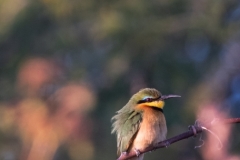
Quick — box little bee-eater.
[111,88,180,160]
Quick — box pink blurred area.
[17,58,62,95]
[197,104,239,160]
[0,57,96,160]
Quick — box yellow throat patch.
[137,100,165,110]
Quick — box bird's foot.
[120,152,127,156]
[134,148,141,157]
[117,152,127,160]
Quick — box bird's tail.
[130,154,144,160]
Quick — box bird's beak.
[160,94,181,100]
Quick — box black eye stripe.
[137,96,161,104]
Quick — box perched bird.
[111,88,180,160]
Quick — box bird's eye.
[145,98,152,102]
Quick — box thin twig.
[116,118,240,160]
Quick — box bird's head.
[130,88,180,111]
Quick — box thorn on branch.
[201,126,223,150]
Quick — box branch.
[117,118,240,160]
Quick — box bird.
[111,88,180,160]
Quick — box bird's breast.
[131,107,167,151]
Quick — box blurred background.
[1,0,240,160]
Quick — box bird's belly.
[131,113,167,151]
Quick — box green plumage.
[111,106,142,154]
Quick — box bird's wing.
[114,111,142,155]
